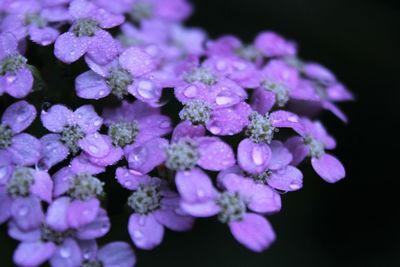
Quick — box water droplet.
[6,76,16,83]
[216,60,227,71]
[137,80,156,99]
[183,86,197,98]
[59,247,71,258]
[138,216,146,226]
[287,116,298,123]
[252,146,265,166]
[124,181,132,187]
[83,210,90,216]
[0,167,8,182]
[133,230,143,239]
[289,182,301,190]
[89,145,99,154]
[159,120,170,129]
[197,189,205,198]
[93,119,102,127]
[18,206,28,217]
[209,126,221,135]
[216,95,234,106]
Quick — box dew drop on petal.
[183,85,197,98]
[18,206,28,217]
[133,230,143,239]
[59,247,71,258]
[251,146,265,166]
[209,126,221,135]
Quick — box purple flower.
[0,166,52,231]
[115,173,193,250]
[75,46,161,102]
[254,31,297,58]
[129,0,192,23]
[40,104,107,157]
[52,167,106,229]
[286,118,345,183]
[0,33,34,98]
[180,172,281,252]
[10,198,110,267]
[0,101,41,166]
[79,240,136,267]
[0,0,70,46]
[54,0,124,64]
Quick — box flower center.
[6,167,34,198]
[179,100,211,125]
[0,54,27,75]
[83,260,104,267]
[72,19,99,37]
[60,124,85,155]
[106,68,133,99]
[68,173,104,201]
[41,224,74,245]
[250,170,273,184]
[24,12,47,28]
[235,45,262,61]
[0,124,13,149]
[130,1,153,21]
[304,136,325,159]
[262,80,289,107]
[246,112,276,144]
[217,192,246,223]
[128,183,161,215]
[165,139,199,171]
[183,68,217,86]
[108,121,139,148]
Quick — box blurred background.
[2,0,400,266]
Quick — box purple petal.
[29,26,59,46]
[49,238,82,267]
[39,134,69,169]
[46,197,70,232]
[88,144,123,167]
[1,68,33,98]
[154,197,194,231]
[254,31,296,57]
[270,110,303,134]
[54,32,88,64]
[75,71,110,100]
[30,171,53,203]
[9,133,41,166]
[229,213,275,252]
[220,174,281,214]
[327,83,354,101]
[175,168,218,203]
[285,136,309,166]
[171,121,205,142]
[77,240,97,262]
[0,187,12,224]
[79,133,110,158]
[1,100,36,133]
[135,114,172,145]
[41,104,73,133]
[86,30,119,65]
[237,138,271,174]
[70,154,105,175]
[268,166,303,191]
[53,167,75,197]
[67,198,100,229]
[11,196,44,231]
[311,153,345,183]
[128,78,162,105]
[206,102,252,136]
[250,88,275,115]
[180,200,220,217]
[322,101,348,123]
[127,138,168,174]
[268,140,293,170]
[74,105,103,133]
[0,32,18,59]
[8,221,41,242]
[303,63,336,84]
[115,167,151,190]
[97,242,136,267]
[92,8,125,29]
[196,137,235,171]
[128,213,164,250]
[14,242,56,267]
[119,46,156,77]
[76,208,110,240]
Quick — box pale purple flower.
[129,0,192,23]
[0,0,70,46]
[115,172,193,250]
[40,104,108,157]
[9,198,110,267]
[0,32,34,98]
[285,118,345,183]
[78,240,136,267]
[0,101,41,166]
[54,0,124,64]
[254,31,297,58]
[180,172,281,252]
[75,46,161,103]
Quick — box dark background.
[2,0,400,266]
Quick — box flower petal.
[285,136,309,166]
[41,104,73,133]
[75,70,111,100]
[311,153,345,183]
[30,170,53,203]
[171,121,205,142]
[54,32,88,64]
[250,88,275,115]
[119,46,156,77]
[76,208,110,240]
[11,196,44,231]
[46,197,70,232]
[1,68,33,98]
[229,213,275,252]
[268,166,303,191]
[97,242,136,267]
[128,213,164,250]
[79,133,110,158]
[197,137,235,171]
[154,197,194,231]
[115,167,151,190]
[237,138,271,174]
[39,134,69,169]
[14,242,56,267]
[1,100,36,134]
[268,140,293,170]
[49,238,82,267]
[0,187,12,224]
[9,133,41,166]
[29,26,59,46]
[86,30,119,65]
[270,110,303,134]
[67,198,100,229]
[0,32,18,59]
[74,105,103,133]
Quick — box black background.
[2,0,400,266]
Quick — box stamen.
[304,136,325,159]
[262,80,289,107]
[0,124,13,149]
[24,13,47,28]
[0,54,27,75]
[60,125,85,155]
[183,68,217,86]
[108,121,139,147]
[217,192,246,223]
[179,100,211,125]
[165,139,199,171]
[6,167,34,198]
[71,19,99,37]
[106,68,133,99]
[68,173,104,201]
[127,184,161,215]
[246,112,277,144]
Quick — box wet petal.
[46,197,70,232]
[237,138,271,174]
[119,46,156,77]
[30,170,53,203]
[268,166,303,191]
[74,105,103,133]
[76,208,110,240]
[49,238,82,267]
[1,100,36,133]
[39,134,69,169]
[154,197,194,231]
[67,198,100,229]
[311,153,345,183]
[86,30,119,65]
[197,137,235,171]
[171,121,205,142]
[250,88,275,115]
[128,213,164,250]
[180,200,220,217]
[41,104,74,133]
[9,133,41,166]
[229,213,275,252]
[29,26,59,46]
[270,110,303,134]
[14,242,56,267]
[97,242,136,267]
[285,136,309,166]
[11,196,44,231]
[1,68,33,98]
[115,167,151,190]
[54,32,88,64]
[135,114,172,145]
[75,70,111,100]
[79,133,110,158]
[268,140,293,170]
[70,154,105,175]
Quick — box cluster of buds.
[0,0,353,266]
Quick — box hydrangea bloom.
[0,0,353,265]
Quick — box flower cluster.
[0,0,353,266]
